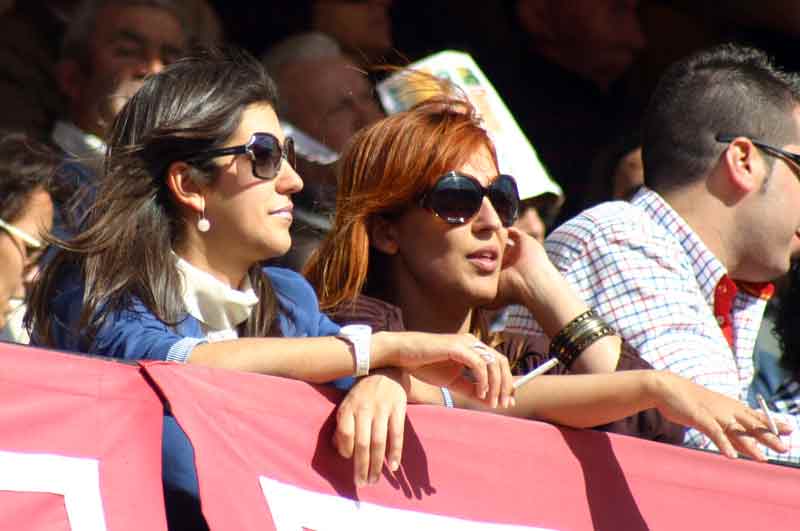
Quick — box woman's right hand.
[372,331,514,409]
[334,369,408,486]
[648,371,791,461]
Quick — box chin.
[467,287,498,307]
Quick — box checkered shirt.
[506,188,799,462]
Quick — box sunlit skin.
[176,104,303,289]
[378,146,508,335]
[0,188,53,328]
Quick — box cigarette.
[513,358,560,390]
[756,393,779,436]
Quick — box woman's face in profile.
[380,146,509,311]
[0,188,53,328]
[200,103,304,266]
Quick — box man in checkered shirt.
[506,44,800,463]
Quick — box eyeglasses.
[419,171,520,227]
[0,217,44,266]
[716,134,800,169]
[185,132,295,181]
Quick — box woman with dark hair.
[27,49,515,525]
[0,133,62,342]
[304,95,790,484]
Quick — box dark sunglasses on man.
[184,132,295,181]
[716,134,800,169]
[419,171,520,228]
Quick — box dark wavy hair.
[29,47,284,346]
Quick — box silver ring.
[471,342,496,363]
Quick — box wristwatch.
[337,324,372,377]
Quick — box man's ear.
[368,215,400,255]
[721,137,764,194]
[166,161,205,213]
[55,59,84,104]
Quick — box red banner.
[0,344,167,531]
[144,361,800,531]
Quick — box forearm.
[187,331,445,384]
[517,263,621,373]
[188,336,358,382]
[457,371,661,428]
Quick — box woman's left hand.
[333,369,409,486]
[650,371,791,461]
[494,227,558,309]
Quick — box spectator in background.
[583,130,644,209]
[486,0,646,222]
[52,0,192,162]
[263,31,384,270]
[0,133,64,343]
[310,0,394,67]
[505,44,800,463]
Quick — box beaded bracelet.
[548,309,616,368]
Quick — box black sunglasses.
[185,132,295,180]
[716,134,800,169]
[419,171,520,227]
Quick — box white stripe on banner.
[0,450,107,531]
[260,475,558,531]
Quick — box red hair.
[304,96,497,310]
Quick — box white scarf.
[175,255,259,341]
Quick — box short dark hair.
[61,0,193,68]
[0,133,63,222]
[642,44,800,192]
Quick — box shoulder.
[546,199,681,268]
[329,294,406,332]
[263,266,318,303]
[263,266,340,337]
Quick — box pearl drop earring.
[197,206,210,232]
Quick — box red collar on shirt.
[713,276,774,347]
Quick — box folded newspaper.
[376,50,563,204]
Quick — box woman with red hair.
[305,96,790,485]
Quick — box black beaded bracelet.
[548,309,617,367]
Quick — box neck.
[384,264,473,335]
[660,183,737,274]
[175,238,250,290]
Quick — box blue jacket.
[34,265,349,511]
[41,266,342,360]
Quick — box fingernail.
[355,477,366,487]
[491,397,498,408]
[369,475,379,484]
[509,396,516,408]
[389,459,399,471]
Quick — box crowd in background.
[3,1,800,530]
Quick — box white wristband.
[337,324,372,377]
[440,387,454,408]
